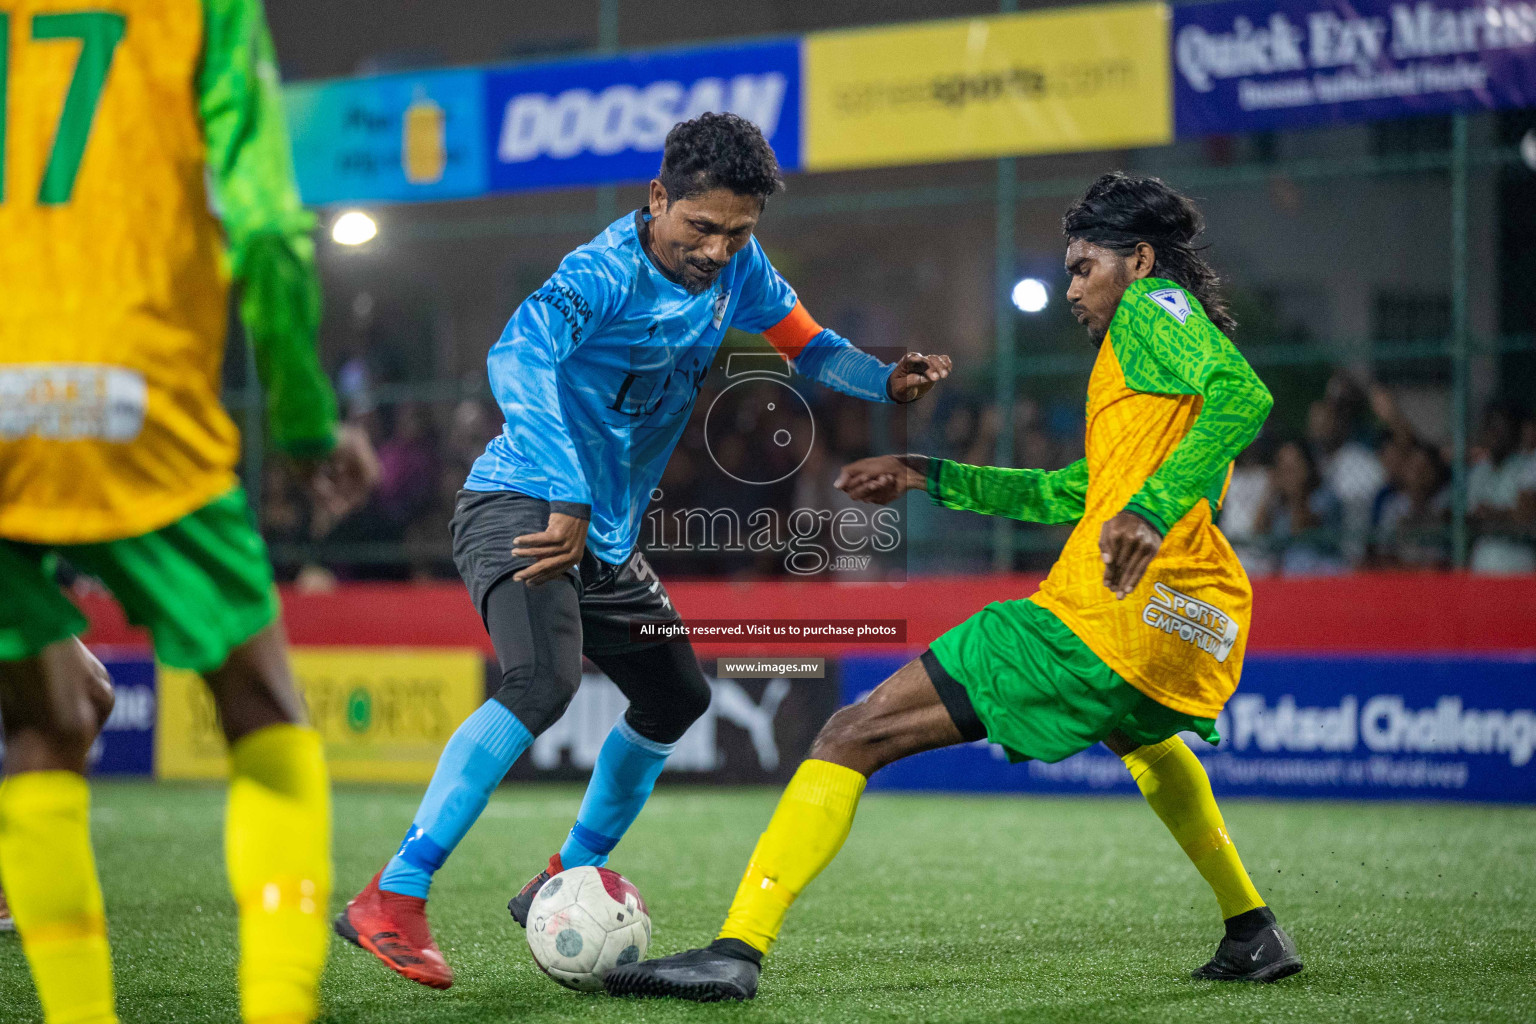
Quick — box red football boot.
[507,853,564,928]
[0,886,14,932]
[333,871,453,989]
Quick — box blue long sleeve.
[791,329,896,403]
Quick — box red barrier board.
[76,573,1536,654]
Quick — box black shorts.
[451,489,682,655]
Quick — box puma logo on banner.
[531,676,790,772]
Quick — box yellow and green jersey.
[0,0,336,544]
[929,278,1273,719]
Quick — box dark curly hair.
[658,112,784,206]
[1063,172,1237,337]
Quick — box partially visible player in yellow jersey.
[606,174,1303,1002]
[0,2,375,1022]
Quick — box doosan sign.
[484,39,801,192]
[497,75,788,163]
[1173,0,1536,135]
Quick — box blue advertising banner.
[286,68,487,205]
[92,655,156,776]
[484,39,801,194]
[1173,0,1536,136]
[844,654,1536,802]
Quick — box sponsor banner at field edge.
[285,68,487,205]
[138,647,834,784]
[483,39,801,193]
[800,3,1172,171]
[505,671,839,785]
[156,648,483,783]
[847,653,1536,802]
[1173,0,1536,136]
[61,643,1536,801]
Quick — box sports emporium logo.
[1141,581,1240,662]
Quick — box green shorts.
[0,489,278,672]
[926,598,1219,763]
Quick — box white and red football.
[525,865,651,991]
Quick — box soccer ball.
[525,866,651,991]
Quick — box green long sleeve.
[200,0,337,458]
[1110,279,1273,535]
[927,458,1089,524]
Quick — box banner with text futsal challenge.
[1174,0,1536,136]
[800,3,1172,171]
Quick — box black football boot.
[604,938,762,1001]
[1192,908,1303,982]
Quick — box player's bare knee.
[809,704,882,766]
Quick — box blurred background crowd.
[255,358,1536,584]
[221,2,1535,587]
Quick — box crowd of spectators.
[260,357,1536,582]
[1218,376,1536,576]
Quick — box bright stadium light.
[1011,277,1048,314]
[332,210,378,246]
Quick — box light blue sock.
[379,700,532,898]
[559,717,675,868]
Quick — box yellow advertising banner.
[156,647,483,782]
[803,3,1171,171]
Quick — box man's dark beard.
[683,261,725,294]
[1071,306,1108,349]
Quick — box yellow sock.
[1121,736,1264,920]
[0,772,117,1024]
[226,725,332,1024]
[716,759,866,955]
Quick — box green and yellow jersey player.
[0,2,374,1022]
[606,173,1303,1002]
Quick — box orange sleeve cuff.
[761,301,824,360]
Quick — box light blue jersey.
[466,211,896,564]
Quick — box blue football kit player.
[334,113,952,988]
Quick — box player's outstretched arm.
[731,238,949,403]
[836,454,1088,524]
[884,352,953,403]
[766,314,950,404]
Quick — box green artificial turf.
[1,782,1531,1023]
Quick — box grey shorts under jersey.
[450,489,682,655]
